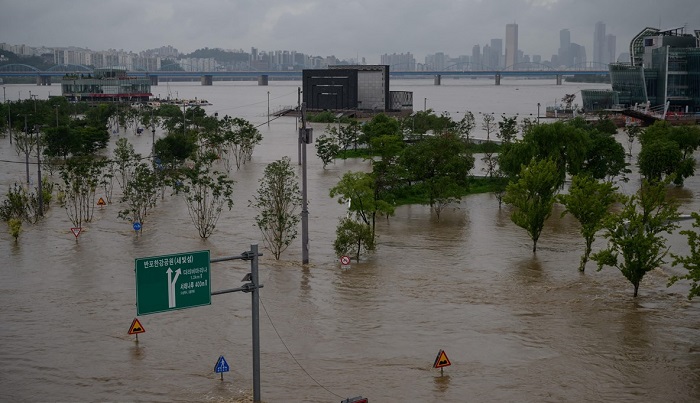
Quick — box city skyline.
[1,0,699,65]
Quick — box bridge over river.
[0,62,609,86]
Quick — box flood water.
[1,79,699,402]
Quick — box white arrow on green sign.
[135,250,211,315]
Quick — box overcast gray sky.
[1,0,699,63]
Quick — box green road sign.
[135,250,211,315]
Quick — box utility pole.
[297,87,301,165]
[267,91,270,126]
[299,101,310,265]
[209,245,264,402]
[23,114,31,185]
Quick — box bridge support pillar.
[434,74,441,85]
[495,74,501,85]
[258,74,269,86]
[149,75,159,86]
[556,75,562,85]
[37,75,52,86]
[201,75,213,86]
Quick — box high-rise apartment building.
[380,52,416,71]
[472,44,481,69]
[558,29,571,67]
[505,23,518,70]
[490,38,503,69]
[605,34,616,65]
[594,21,606,64]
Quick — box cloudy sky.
[1,0,699,63]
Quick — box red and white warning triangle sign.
[70,227,82,238]
[128,318,145,335]
[433,349,451,369]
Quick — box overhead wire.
[258,296,345,400]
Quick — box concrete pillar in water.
[149,75,159,86]
[258,74,269,86]
[556,75,562,85]
[201,75,213,86]
[434,74,441,85]
[495,74,501,85]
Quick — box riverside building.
[582,26,700,117]
[61,67,152,103]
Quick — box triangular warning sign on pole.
[70,227,82,238]
[433,349,451,369]
[97,197,106,206]
[128,318,145,335]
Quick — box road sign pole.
[251,244,261,403]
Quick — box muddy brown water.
[1,81,698,402]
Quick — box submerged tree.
[400,132,473,218]
[0,183,31,241]
[591,180,679,297]
[638,121,700,186]
[333,217,376,262]
[481,113,497,141]
[503,158,560,253]
[113,138,139,194]
[624,124,642,157]
[497,115,518,144]
[454,111,476,143]
[558,175,618,271]
[222,117,262,170]
[330,171,395,242]
[58,156,104,229]
[117,162,159,227]
[249,157,301,260]
[315,132,340,169]
[174,153,234,239]
[669,212,700,300]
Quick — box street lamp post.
[537,103,541,124]
[35,124,43,217]
[335,112,343,135]
[182,103,187,135]
[151,107,156,164]
[7,97,11,145]
[267,91,270,126]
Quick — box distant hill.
[0,49,54,70]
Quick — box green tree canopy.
[638,121,699,186]
[330,171,395,241]
[250,157,301,260]
[504,158,560,253]
[591,180,679,297]
[670,212,700,300]
[558,175,619,271]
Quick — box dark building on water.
[302,65,412,113]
